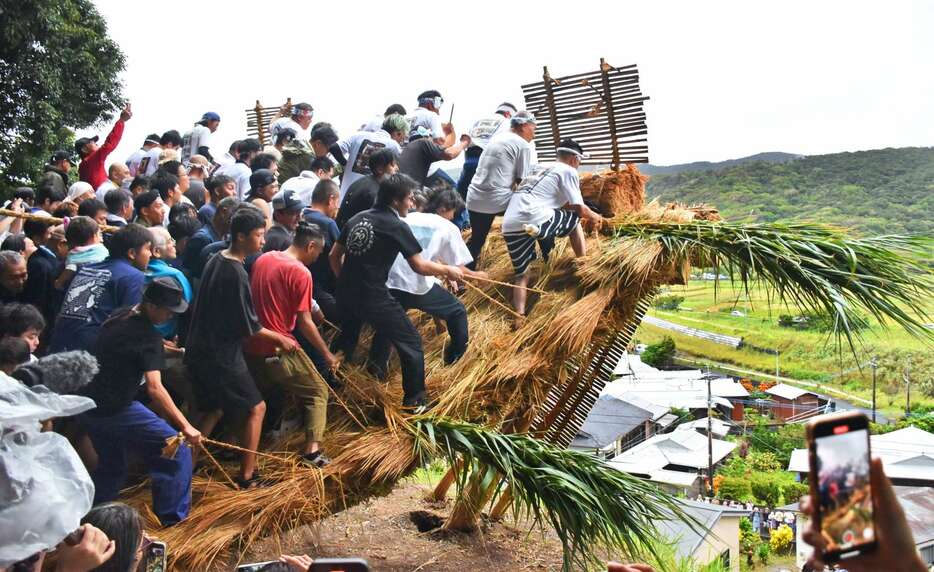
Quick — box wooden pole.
[0,208,120,234]
[599,58,621,171]
[542,66,561,149]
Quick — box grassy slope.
[634,280,934,415]
[645,147,934,236]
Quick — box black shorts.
[187,360,264,415]
[503,209,581,275]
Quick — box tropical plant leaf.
[410,417,702,572]
[611,220,934,352]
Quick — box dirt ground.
[237,482,567,572]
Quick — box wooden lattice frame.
[245,98,292,145]
[522,58,650,169]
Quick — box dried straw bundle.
[579,164,649,217]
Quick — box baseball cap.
[271,189,304,212]
[50,150,75,164]
[249,169,277,192]
[74,136,99,157]
[556,138,589,159]
[201,111,221,122]
[143,276,188,313]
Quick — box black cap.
[143,276,188,313]
[144,133,161,145]
[51,150,75,164]
[74,135,99,157]
[249,169,277,192]
[556,138,588,158]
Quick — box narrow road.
[674,355,873,406]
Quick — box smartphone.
[310,558,370,572]
[143,540,167,572]
[806,411,877,562]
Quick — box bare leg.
[513,273,531,315]
[303,440,320,455]
[240,401,266,479]
[569,224,587,257]
[197,409,224,437]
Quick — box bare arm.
[442,135,471,161]
[144,370,200,445]
[565,202,603,223]
[296,310,338,370]
[329,242,344,279]
[406,253,464,281]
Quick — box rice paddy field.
[635,279,934,416]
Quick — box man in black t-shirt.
[329,174,464,411]
[334,148,399,229]
[399,130,470,188]
[80,277,198,526]
[185,205,297,488]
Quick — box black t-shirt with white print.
[336,205,422,301]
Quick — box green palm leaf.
[611,220,933,351]
[411,417,702,572]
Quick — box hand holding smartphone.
[806,411,876,562]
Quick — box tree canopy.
[0,0,125,193]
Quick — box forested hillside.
[646,147,934,235]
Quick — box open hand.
[279,554,313,572]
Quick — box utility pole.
[775,351,780,383]
[704,370,715,497]
[869,357,878,423]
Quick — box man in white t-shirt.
[502,138,602,317]
[269,102,314,145]
[96,162,130,200]
[407,90,446,143]
[182,112,220,163]
[374,187,484,368]
[280,156,336,206]
[213,138,262,199]
[332,114,407,201]
[125,133,162,177]
[465,110,537,268]
[215,140,240,169]
[140,130,183,176]
[454,102,516,228]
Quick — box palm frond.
[611,220,934,350]
[410,417,701,572]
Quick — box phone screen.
[144,542,167,572]
[814,426,874,553]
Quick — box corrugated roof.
[656,499,748,559]
[610,429,736,470]
[766,383,817,400]
[570,394,654,450]
[676,417,731,438]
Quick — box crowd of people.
[0,92,927,572]
[0,89,605,558]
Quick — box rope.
[467,274,550,295]
[463,280,524,320]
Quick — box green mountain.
[640,152,802,176]
[646,147,934,235]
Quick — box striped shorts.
[503,209,581,275]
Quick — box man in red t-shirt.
[75,103,133,189]
[244,220,337,467]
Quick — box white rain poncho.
[0,373,97,567]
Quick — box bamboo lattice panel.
[521,59,649,168]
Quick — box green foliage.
[783,482,810,504]
[747,451,781,472]
[778,312,869,333]
[642,538,729,572]
[717,455,749,478]
[0,0,126,194]
[717,476,752,501]
[654,294,685,311]
[739,516,761,565]
[749,474,782,507]
[750,419,805,467]
[411,418,702,572]
[646,148,934,236]
[769,524,794,553]
[757,541,771,565]
[642,336,676,368]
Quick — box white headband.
[556,146,588,159]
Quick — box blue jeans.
[454,150,482,230]
[82,401,192,526]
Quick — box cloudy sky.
[84,0,933,169]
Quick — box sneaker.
[300,451,331,468]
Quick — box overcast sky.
[84,0,933,169]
